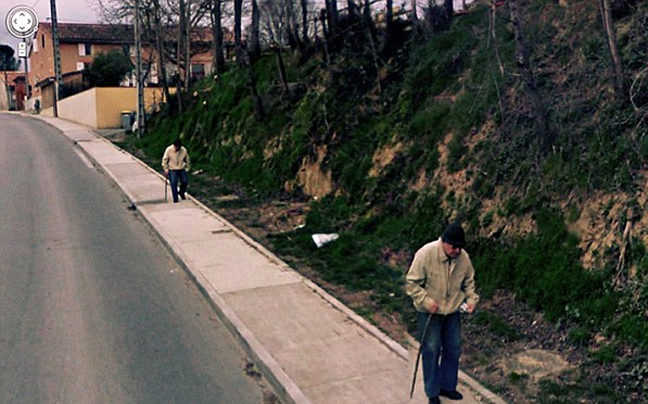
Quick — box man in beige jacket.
[162,138,190,203]
[406,223,479,404]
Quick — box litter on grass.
[311,233,339,248]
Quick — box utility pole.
[49,0,63,118]
[3,71,10,110]
[134,0,145,138]
[23,38,28,97]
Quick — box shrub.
[88,49,133,87]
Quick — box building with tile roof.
[28,22,231,105]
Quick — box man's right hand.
[427,300,438,314]
[164,169,169,177]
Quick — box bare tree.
[152,0,172,103]
[363,0,382,102]
[94,0,135,22]
[234,0,244,66]
[250,0,261,62]
[284,0,301,52]
[325,0,338,35]
[444,0,453,19]
[210,0,226,73]
[300,0,309,45]
[272,41,290,93]
[260,0,284,46]
[347,0,359,17]
[599,0,625,103]
[410,0,418,22]
[259,0,303,52]
[258,0,291,91]
[178,0,193,90]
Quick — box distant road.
[0,114,267,404]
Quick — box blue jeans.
[168,169,188,202]
[417,311,461,398]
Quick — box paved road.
[0,114,272,403]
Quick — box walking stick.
[164,174,168,202]
[410,313,433,399]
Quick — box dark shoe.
[428,397,441,404]
[179,192,186,200]
[440,389,463,400]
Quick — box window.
[78,43,92,56]
[41,34,45,49]
[150,62,159,84]
[76,62,84,71]
[191,64,205,81]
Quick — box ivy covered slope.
[136,0,648,400]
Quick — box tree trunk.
[326,0,338,33]
[183,0,192,90]
[272,42,290,94]
[301,0,309,45]
[363,8,382,103]
[177,0,191,91]
[175,0,187,109]
[347,0,358,17]
[210,0,225,74]
[234,0,244,66]
[386,0,393,27]
[250,0,261,63]
[285,0,301,52]
[410,0,418,22]
[243,52,264,120]
[599,0,625,103]
[152,0,171,105]
[318,9,331,64]
[508,0,554,150]
[444,0,453,20]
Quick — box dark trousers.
[417,311,462,398]
[168,169,188,202]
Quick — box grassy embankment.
[117,1,648,401]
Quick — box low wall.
[59,88,99,127]
[40,87,169,129]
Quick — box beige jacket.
[405,238,479,314]
[162,145,190,171]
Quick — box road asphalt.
[32,114,509,404]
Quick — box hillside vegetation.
[126,0,648,401]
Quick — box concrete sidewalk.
[37,115,507,404]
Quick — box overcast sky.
[1,0,101,52]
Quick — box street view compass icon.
[5,5,39,39]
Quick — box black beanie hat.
[441,224,466,247]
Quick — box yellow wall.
[55,87,169,129]
[95,87,137,128]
